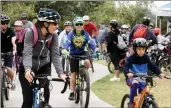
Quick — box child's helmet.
[133,38,148,52]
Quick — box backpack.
[113,34,127,50]
[15,26,53,56]
[132,25,147,41]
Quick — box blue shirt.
[64,29,96,55]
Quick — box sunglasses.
[75,23,83,26]
[1,21,9,25]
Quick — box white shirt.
[58,30,70,48]
[157,35,170,50]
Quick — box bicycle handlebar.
[31,73,70,94]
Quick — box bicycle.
[31,73,68,108]
[120,74,171,108]
[1,52,13,108]
[68,55,91,108]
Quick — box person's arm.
[22,29,33,72]
[147,55,161,75]
[92,23,98,37]
[123,57,132,78]
[86,32,96,51]
[64,32,72,50]
[50,34,63,75]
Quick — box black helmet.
[64,21,72,26]
[37,8,61,23]
[110,20,118,28]
[1,14,10,22]
[143,17,151,26]
[21,13,28,19]
[133,38,148,52]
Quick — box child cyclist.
[123,38,166,108]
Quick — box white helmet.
[14,20,23,26]
[83,15,89,21]
[121,25,129,29]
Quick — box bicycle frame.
[134,85,150,108]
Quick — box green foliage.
[2,1,37,25]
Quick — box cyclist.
[97,22,108,53]
[64,17,96,100]
[83,15,98,45]
[107,20,124,82]
[58,21,73,70]
[153,28,171,54]
[1,14,16,90]
[120,24,129,42]
[20,13,33,28]
[129,17,157,45]
[19,8,66,108]
[123,38,166,108]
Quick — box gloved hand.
[61,49,69,58]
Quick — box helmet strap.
[44,23,51,35]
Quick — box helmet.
[73,17,84,24]
[149,23,154,27]
[133,38,148,52]
[153,28,160,35]
[21,13,28,19]
[64,21,72,26]
[121,25,129,29]
[1,14,10,22]
[37,8,61,23]
[14,20,23,26]
[142,17,151,26]
[83,15,89,21]
[110,20,118,28]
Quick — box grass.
[92,60,171,107]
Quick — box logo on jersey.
[72,35,85,48]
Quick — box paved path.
[4,63,114,108]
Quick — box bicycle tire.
[4,74,9,100]
[120,94,130,108]
[75,72,80,104]
[157,56,171,75]
[80,69,90,108]
[108,61,114,73]
[1,73,6,108]
[147,100,159,108]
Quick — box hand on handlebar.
[25,71,33,83]
[127,73,134,78]
[60,73,66,82]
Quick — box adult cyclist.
[19,8,66,108]
[1,14,16,90]
[58,21,73,70]
[64,17,96,100]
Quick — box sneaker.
[68,92,74,100]
[110,77,120,81]
[11,82,16,90]
[128,102,135,108]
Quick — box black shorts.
[70,52,89,73]
[4,55,13,68]
[110,53,121,70]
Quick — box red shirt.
[83,22,98,37]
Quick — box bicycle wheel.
[147,100,159,108]
[158,56,171,76]
[1,73,6,108]
[80,69,90,108]
[108,61,114,73]
[105,54,110,63]
[75,73,80,104]
[120,94,130,108]
[4,74,10,100]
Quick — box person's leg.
[5,55,15,90]
[110,53,121,81]
[69,59,79,100]
[129,80,139,107]
[19,64,33,108]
